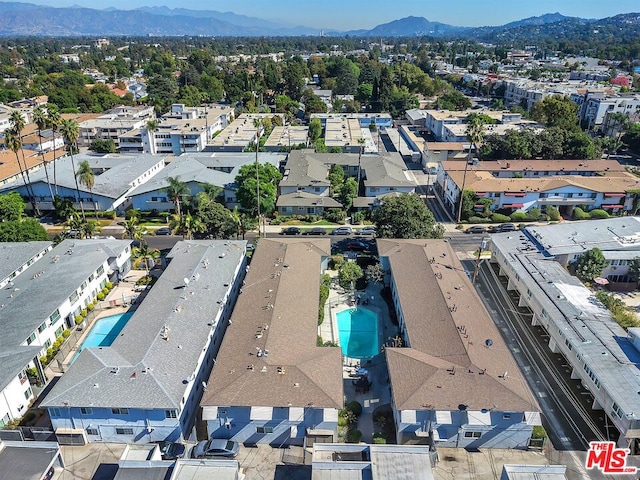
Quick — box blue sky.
[22,0,640,30]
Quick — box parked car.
[331,226,352,236]
[346,240,369,251]
[302,227,328,235]
[155,227,172,235]
[155,441,186,460]
[489,223,517,233]
[191,439,239,459]
[246,243,255,251]
[280,226,301,235]
[465,226,487,234]
[357,226,377,236]
[43,467,55,480]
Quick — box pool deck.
[319,268,396,443]
[45,269,151,378]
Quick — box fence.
[46,299,128,375]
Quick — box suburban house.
[0,154,165,213]
[311,443,436,480]
[279,151,416,211]
[201,238,343,447]
[377,239,540,448]
[41,240,247,444]
[0,239,131,428]
[276,192,343,216]
[127,152,285,212]
[119,104,233,155]
[490,226,640,453]
[524,218,640,288]
[436,159,639,217]
[421,142,468,172]
[417,110,524,141]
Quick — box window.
[24,388,32,400]
[80,407,93,415]
[464,431,482,438]
[116,428,134,435]
[503,414,511,419]
[38,322,47,333]
[50,408,61,417]
[69,291,79,304]
[111,408,129,415]
[97,265,105,276]
[256,426,274,434]
[26,332,36,345]
[165,410,178,419]
[86,428,98,435]
[612,403,624,419]
[55,326,64,338]
[50,309,61,325]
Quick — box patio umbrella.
[594,277,609,285]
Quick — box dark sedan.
[302,227,328,235]
[346,240,369,251]
[280,226,301,235]
[155,441,186,460]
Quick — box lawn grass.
[277,219,338,226]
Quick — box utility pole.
[472,237,488,285]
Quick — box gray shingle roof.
[0,154,164,200]
[41,240,247,410]
[280,155,330,187]
[0,241,51,284]
[0,239,131,352]
[377,239,538,412]
[277,192,342,208]
[201,238,343,410]
[362,156,415,188]
[128,153,284,197]
[0,442,60,480]
[0,345,40,394]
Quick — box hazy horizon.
[9,0,639,30]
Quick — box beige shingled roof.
[377,239,538,412]
[442,159,626,173]
[445,170,640,194]
[201,238,343,409]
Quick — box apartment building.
[78,105,154,148]
[41,240,247,444]
[0,239,131,426]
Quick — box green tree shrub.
[545,206,561,221]
[574,248,607,281]
[75,315,84,325]
[509,211,528,222]
[573,207,590,220]
[589,209,610,219]
[468,216,491,223]
[491,213,511,223]
[62,329,71,338]
[323,208,347,223]
[346,429,362,443]
[346,401,363,417]
[97,292,105,301]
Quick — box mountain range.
[0,2,637,40]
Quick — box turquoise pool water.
[336,308,379,359]
[71,312,133,363]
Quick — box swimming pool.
[336,307,379,359]
[71,312,133,363]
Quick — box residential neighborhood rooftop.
[41,240,246,410]
[377,239,538,412]
[0,241,51,285]
[201,238,343,410]
[441,159,626,174]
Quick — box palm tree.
[47,105,62,194]
[456,116,486,223]
[9,111,40,215]
[122,217,146,242]
[4,129,38,213]
[76,160,98,220]
[169,212,204,240]
[82,219,101,239]
[132,243,160,275]
[33,105,55,203]
[165,176,190,220]
[61,118,85,221]
[146,119,158,154]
